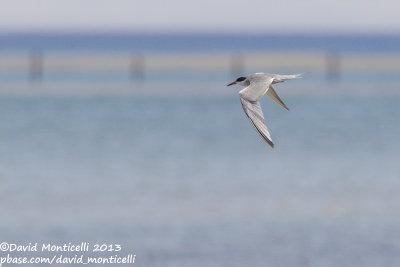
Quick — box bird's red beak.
[227,81,237,86]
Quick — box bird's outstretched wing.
[240,97,274,148]
[266,85,289,111]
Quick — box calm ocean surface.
[1,95,400,266]
[0,34,400,266]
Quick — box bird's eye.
[236,77,246,82]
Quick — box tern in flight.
[227,73,302,148]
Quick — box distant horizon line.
[0,30,399,37]
[0,32,398,53]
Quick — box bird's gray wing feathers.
[240,97,274,148]
[266,85,289,111]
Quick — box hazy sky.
[1,0,400,33]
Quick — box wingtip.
[265,138,274,148]
[270,142,274,148]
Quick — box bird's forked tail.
[272,73,302,83]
